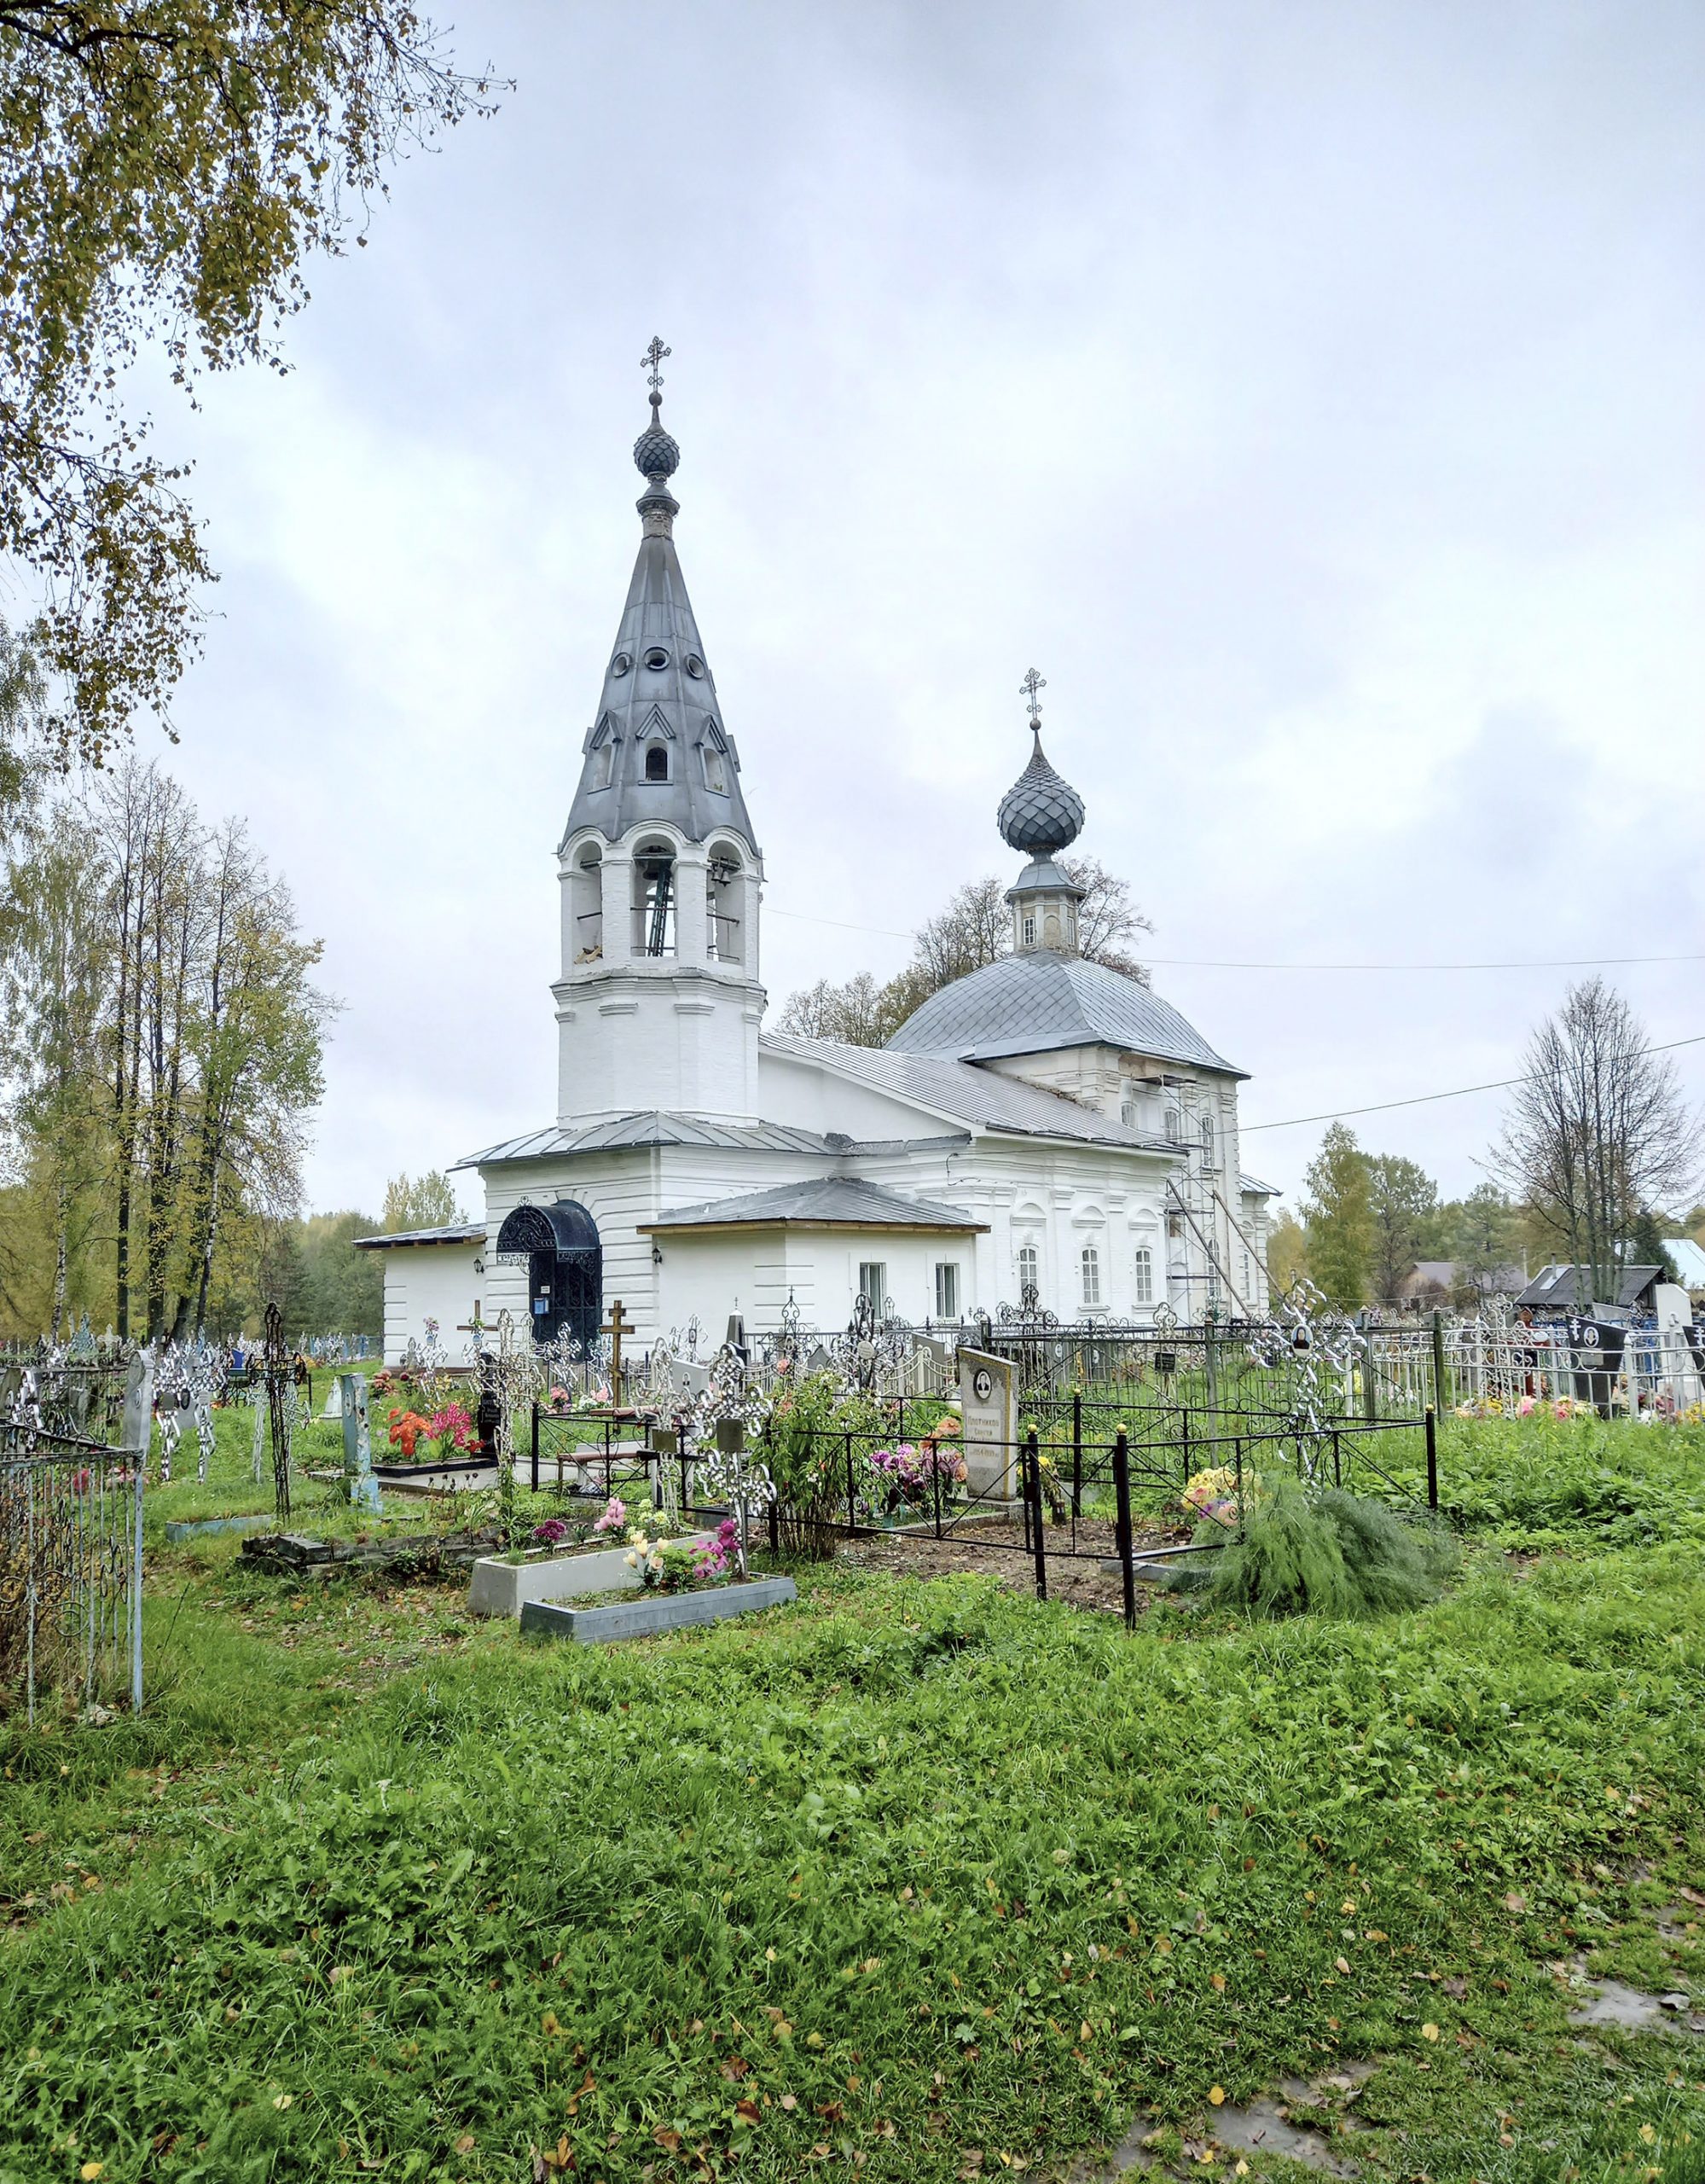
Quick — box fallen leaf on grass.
[780,2094,797,2111]
[1208,2085,1226,2106]
[453,2135,475,2154]
[653,2127,683,2152]
[1421,2022,1441,2042]
[1504,1891,1527,1914]
[734,2099,761,2125]
[1336,1956,1350,1975]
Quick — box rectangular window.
[1081,1246,1101,1309]
[934,1263,960,1320]
[1021,914,1036,948]
[857,1261,887,1316]
[1016,1242,1039,1303]
[1133,1247,1153,1305]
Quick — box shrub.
[1168,1475,1453,1619]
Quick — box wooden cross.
[602,1298,632,1409]
[1019,667,1046,725]
[641,336,670,393]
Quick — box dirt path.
[832,1514,1193,1616]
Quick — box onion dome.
[634,392,680,479]
[998,732,1086,856]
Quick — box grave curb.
[519,1575,797,1646]
[467,1532,716,1618]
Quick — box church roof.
[641,1176,986,1234]
[884,952,1245,1077]
[762,1033,1180,1151]
[352,1223,485,1251]
[560,388,758,853]
[459,1112,833,1168]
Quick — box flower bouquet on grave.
[1181,1464,1250,1531]
[427,1402,475,1460]
[386,1407,434,1459]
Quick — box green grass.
[3,1418,1704,2183]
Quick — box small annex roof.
[352,1223,485,1252]
[1238,1172,1281,1198]
[640,1176,987,1236]
[762,1033,1179,1153]
[884,952,1244,1077]
[459,1112,836,1169]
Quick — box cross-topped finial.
[1019,667,1046,727]
[642,335,670,397]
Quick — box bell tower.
[553,341,765,1124]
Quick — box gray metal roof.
[641,1176,986,1234]
[1238,1172,1281,1197]
[351,1224,485,1252]
[763,1033,1180,1152]
[1516,1263,1662,1313]
[884,951,1244,1077]
[560,404,758,855]
[460,1112,834,1169]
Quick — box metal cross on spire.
[641,335,671,396]
[1019,667,1047,726]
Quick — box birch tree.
[1493,979,1698,1307]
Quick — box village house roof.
[1516,1263,1663,1314]
[884,950,1244,1077]
[640,1176,987,1235]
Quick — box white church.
[362,366,1277,1360]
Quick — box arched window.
[645,745,669,782]
[1199,1112,1215,1167]
[1016,1242,1039,1304]
[1134,1246,1154,1305]
[1165,1107,1180,1142]
[1081,1246,1101,1309]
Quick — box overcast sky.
[148,0,1704,1218]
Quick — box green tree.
[1625,1209,1679,1284]
[1301,1123,1375,1309]
[381,1170,463,1231]
[0,3,498,764]
[1263,1209,1308,1294]
[1366,1153,1439,1305]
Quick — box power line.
[765,905,1704,975]
[1240,1032,1705,1135]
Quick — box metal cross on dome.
[641,335,670,393]
[1020,666,1046,724]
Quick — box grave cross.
[1019,666,1046,725]
[602,1298,632,1408]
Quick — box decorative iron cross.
[602,1298,632,1406]
[1020,667,1046,724]
[641,336,670,393]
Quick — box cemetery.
[4,1274,1705,2184]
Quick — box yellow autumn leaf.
[1336,1955,1350,1975]
[1209,1972,1226,1993]
[1208,2085,1226,2106]
[79,2167,104,2181]
[272,2094,293,2110]
[1422,2022,1441,2042]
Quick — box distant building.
[1516,1263,1664,1316]
[1395,1260,1525,1308]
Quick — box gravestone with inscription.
[957,1348,1017,1499]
